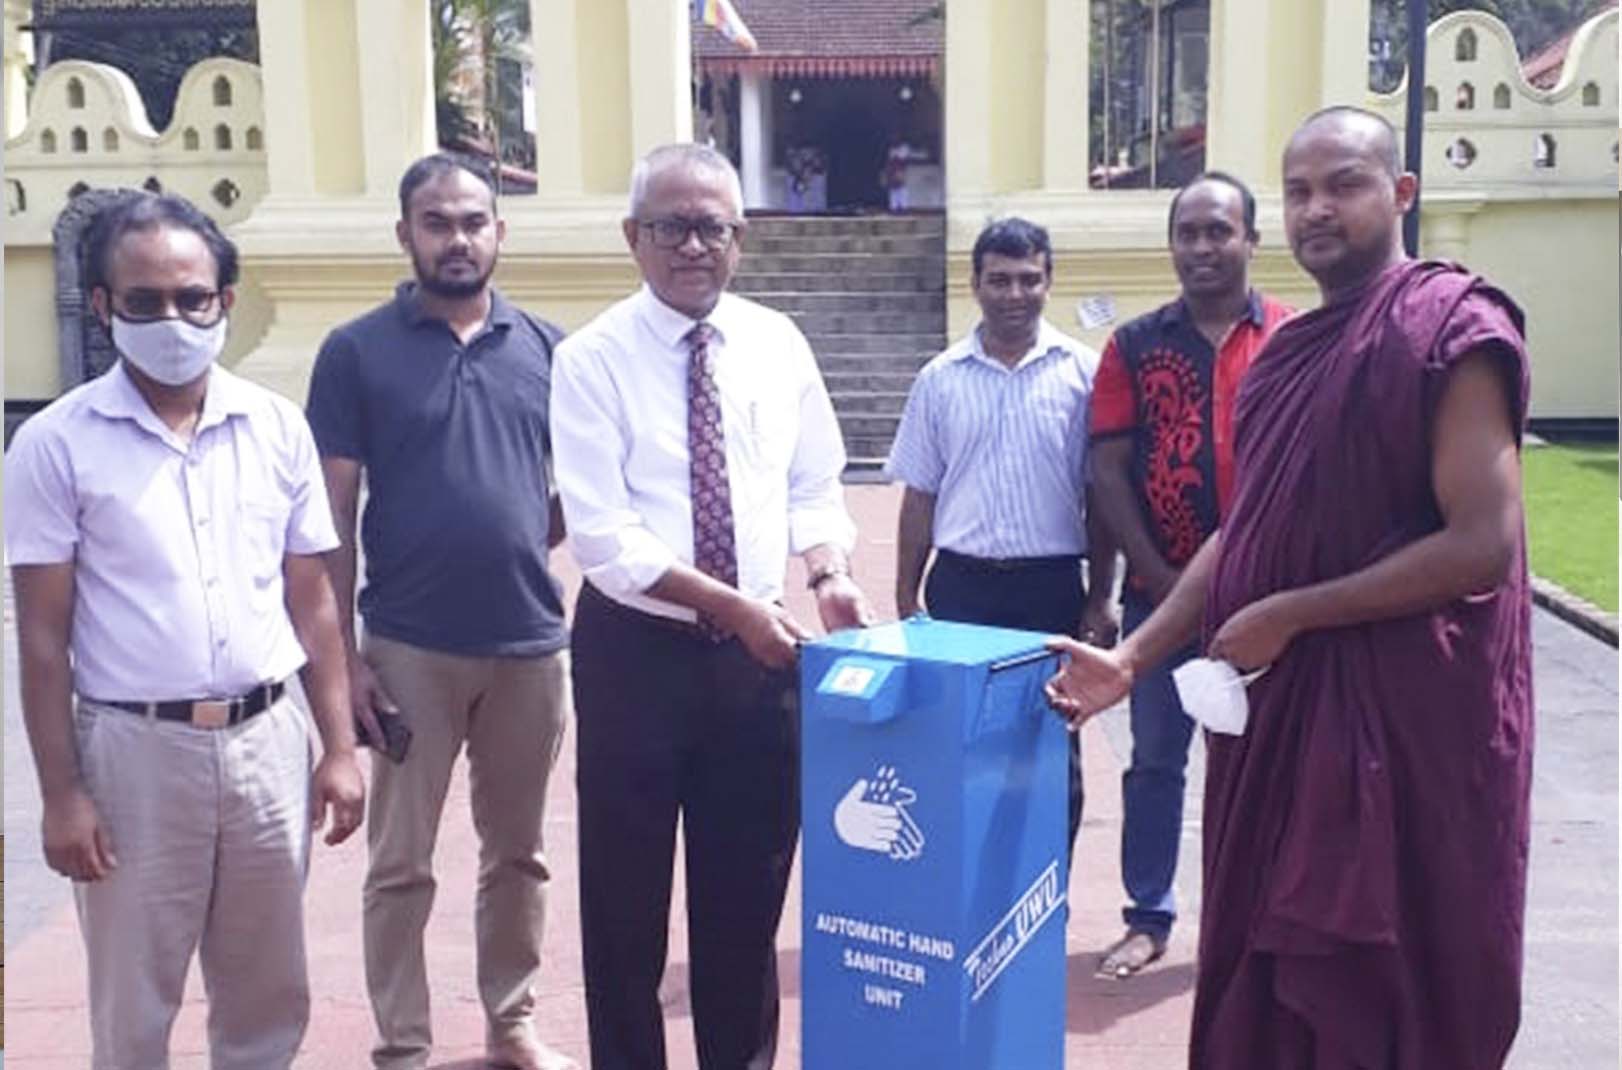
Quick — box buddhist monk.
[1046,105,1533,1070]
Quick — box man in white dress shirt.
[4,192,364,1069]
[551,143,873,1070]
[886,216,1117,868]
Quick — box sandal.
[1095,928,1167,979]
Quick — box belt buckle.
[192,700,231,729]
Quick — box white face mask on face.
[112,315,227,386]
[1172,658,1270,736]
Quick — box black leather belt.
[86,680,286,729]
[936,548,1082,573]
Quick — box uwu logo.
[833,765,925,861]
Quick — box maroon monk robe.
[1192,259,1533,1070]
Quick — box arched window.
[1456,82,1475,110]
[212,75,233,107]
[40,128,57,153]
[214,124,232,151]
[6,178,26,214]
[183,127,201,151]
[102,127,119,151]
[67,181,89,200]
[1533,133,1557,169]
[1582,81,1601,107]
[142,176,163,193]
[1423,86,1439,112]
[1445,138,1478,170]
[67,77,85,108]
[245,126,264,151]
[1493,83,1512,109]
[212,178,241,208]
[1455,28,1477,62]
[70,127,88,153]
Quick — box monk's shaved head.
[1286,106,1401,176]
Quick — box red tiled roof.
[693,0,943,60]
[1522,1,1616,89]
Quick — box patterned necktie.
[686,322,739,638]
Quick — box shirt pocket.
[236,494,290,594]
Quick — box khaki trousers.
[361,634,569,1070]
[73,695,313,1070]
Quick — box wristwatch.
[807,562,850,591]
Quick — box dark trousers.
[573,582,799,1070]
[924,549,1086,852]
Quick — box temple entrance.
[692,3,944,216]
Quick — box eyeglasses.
[637,217,741,251]
[113,287,223,326]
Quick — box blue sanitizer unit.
[800,617,1068,1070]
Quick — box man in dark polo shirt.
[306,153,576,1070]
[1086,172,1292,980]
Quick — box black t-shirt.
[306,283,567,656]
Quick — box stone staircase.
[731,214,947,470]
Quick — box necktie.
[686,322,739,638]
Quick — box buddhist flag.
[694,0,759,52]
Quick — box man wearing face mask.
[4,192,365,1068]
[887,216,1116,867]
[306,154,575,1070]
[1083,173,1292,980]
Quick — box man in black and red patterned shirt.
[1087,172,1292,979]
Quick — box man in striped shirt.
[886,216,1118,857]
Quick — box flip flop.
[1095,928,1167,979]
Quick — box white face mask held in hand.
[112,314,227,386]
[1172,658,1270,736]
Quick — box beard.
[411,246,497,299]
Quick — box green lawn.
[1523,442,1618,613]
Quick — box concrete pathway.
[5,484,1616,1067]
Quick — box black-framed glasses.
[113,286,223,326]
[638,217,741,251]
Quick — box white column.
[3,0,30,139]
[740,69,771,209]
[1044,0,1090,189]
[355,0,434,197]
[627,0,692,155]
[531,0,585,195]
[254,0,319,197]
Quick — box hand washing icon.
[833,765,926,861]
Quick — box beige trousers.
[361,634,569,1070]
[73,695,313,1070]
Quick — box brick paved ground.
[5,484,1616,1068]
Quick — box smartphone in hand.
[356,708,413,764]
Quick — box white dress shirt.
[551,285,855,621]
[4,362,339,699]
[884,319,1100,558]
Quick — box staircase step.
[788,310,946,335]
[823,370,924,393]
[745,292,942,315]
[731,272,943,294]
[829,391,911,415]
[836,413,904,437]
[807,334,944,357]
[841,435,903,465]
[746,233,945,256]
[740,253,942,276]
[744,214,945,238]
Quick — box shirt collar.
[393,281,517,331]
[957,319,1071,370]
[1165,289,1266,330]
[636,284,738,351]
[88,360,252,437]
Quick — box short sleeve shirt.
[3,363,338,699]
[306,284,568,656]
[1090,291,1293,566]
